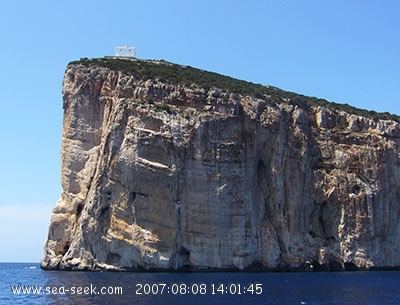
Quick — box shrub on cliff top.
[72,57,399,122]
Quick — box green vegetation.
[72,57,399,122]
[154,103,172,113]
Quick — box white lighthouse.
[115,45,136,58]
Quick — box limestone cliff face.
[41,58,400,271]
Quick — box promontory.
[41,58,400,271]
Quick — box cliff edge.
[41,58,400,271]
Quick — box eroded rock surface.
[41,59,400,271]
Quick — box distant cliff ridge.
[41,58,400,271]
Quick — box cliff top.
[71,57,399,122]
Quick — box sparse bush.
[154,103,172,113]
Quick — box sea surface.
[1,262,400,304]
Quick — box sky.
[0,0,399,262]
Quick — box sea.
[1,262,400,305]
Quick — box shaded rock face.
[41,61,400,271]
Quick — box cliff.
[41,58,400,271]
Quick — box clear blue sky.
[0,0,399,262]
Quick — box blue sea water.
[1,262,400,304]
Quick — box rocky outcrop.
[41,58,400,271]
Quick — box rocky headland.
[41,58,400,271]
